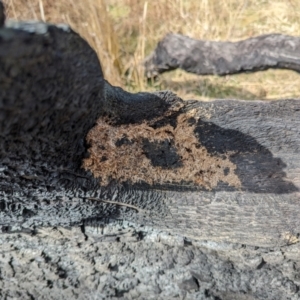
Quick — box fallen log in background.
[1,18,300,300]
[144,33,300,78]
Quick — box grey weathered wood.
[1,18,300,299]
[144,33,300,77]
[1,225,299,299]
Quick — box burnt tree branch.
[144,33,300,77]
[0,1,4,27]
[1,18,300,299]
[1,20,300,246]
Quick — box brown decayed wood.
[83,112,241,190]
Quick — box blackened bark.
[0,0,5,27]
[0,20,174,231]
[0,20,300,247]
[144,33,300,77]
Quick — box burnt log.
[0,0,5,27]
[1,19,300,299]
[144,33,300,77]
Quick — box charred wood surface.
[1,19,300,299]
[0,0,5,27]
[0,22,299,247]
[144,33,300,77]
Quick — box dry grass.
[4,0,300,100]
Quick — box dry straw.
[4,0,300,100]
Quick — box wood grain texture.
[115,99,300,247]
[144,33,300,77]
